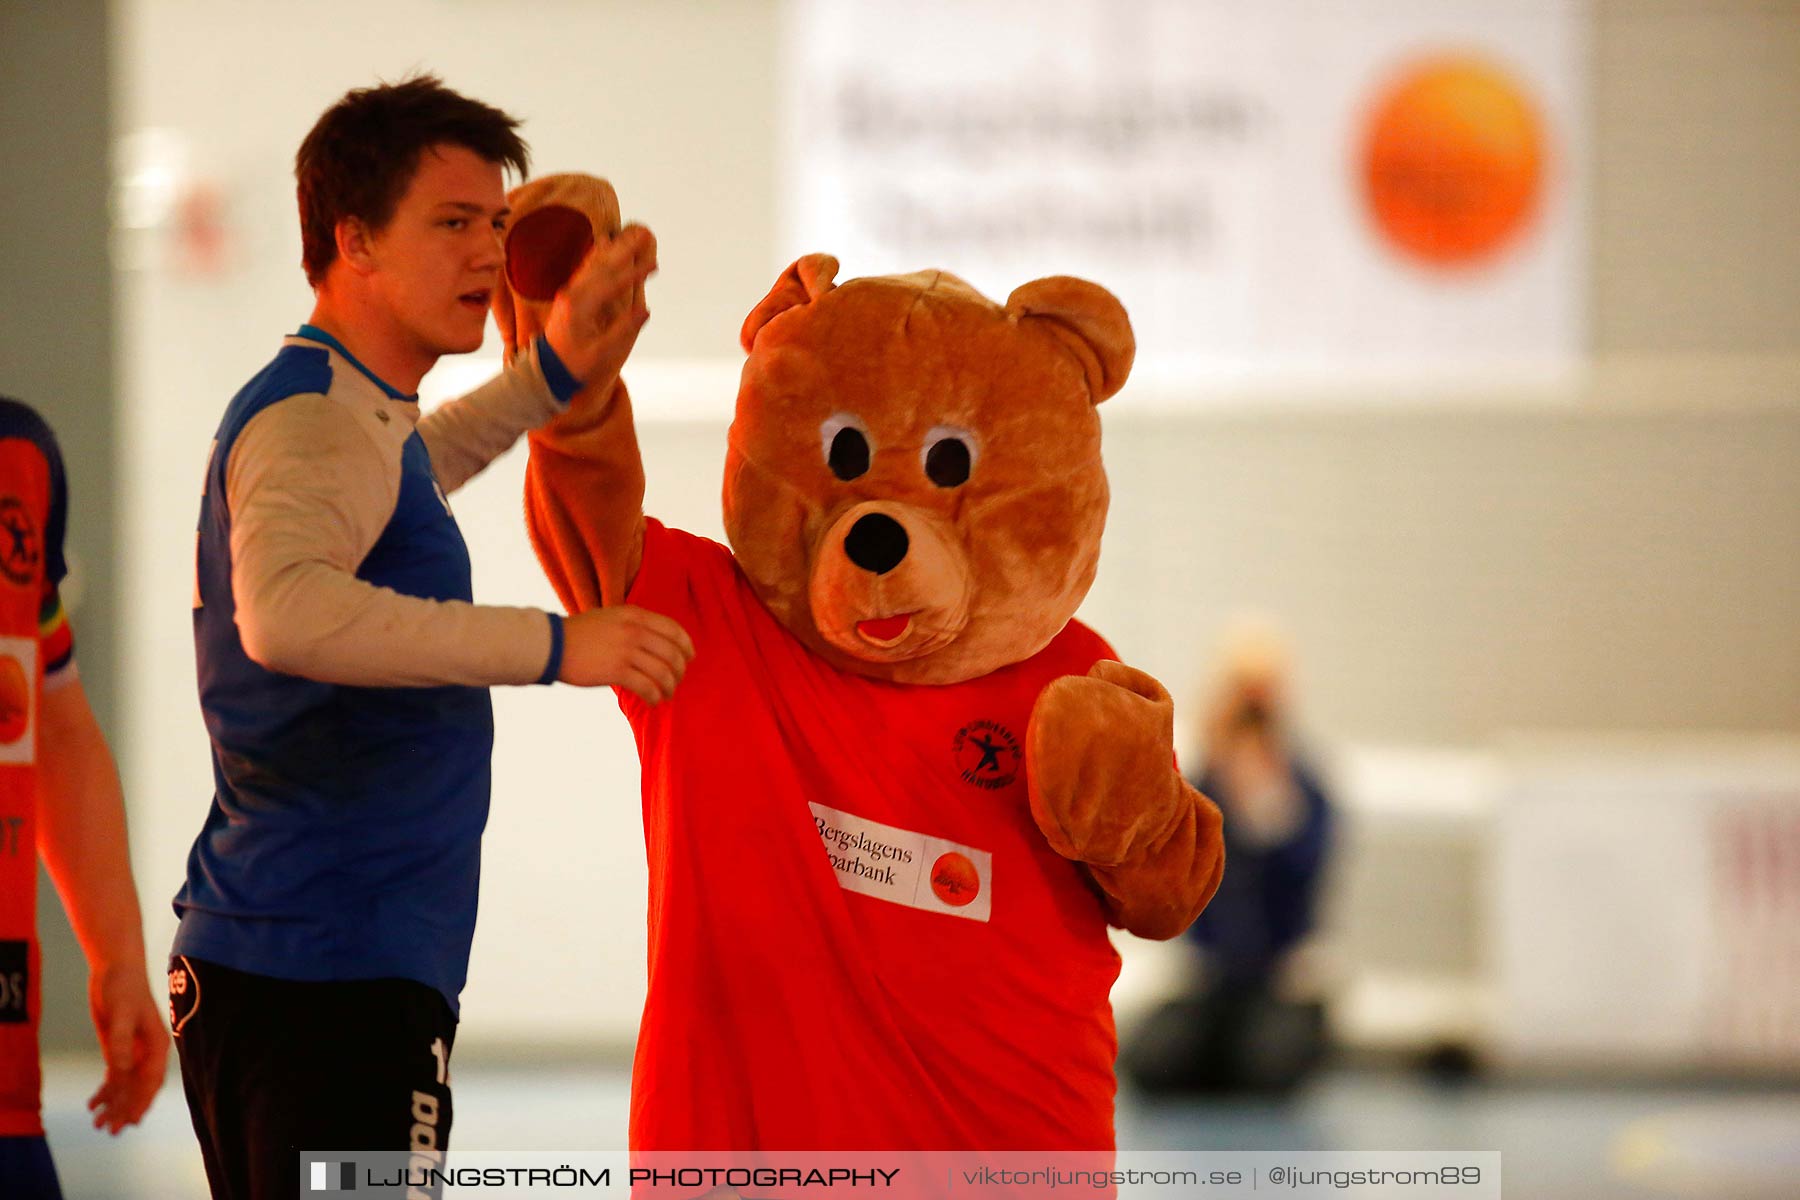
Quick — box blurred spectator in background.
[1123,619,1334,1097]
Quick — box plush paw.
[1025,659,1182,867]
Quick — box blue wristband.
[535,335,584,405]
[537,612,566,685]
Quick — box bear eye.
[820,413,871,482]
[922,426,977,488]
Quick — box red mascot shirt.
[620,519,1121,1150]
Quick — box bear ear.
[505,204,596,304]
[1005,276,1135,403]
[495,205,594,363]
[740,254,840,351]
[492,174,620,363]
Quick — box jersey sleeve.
[226,394,558,687]
[39,582,75,689]
[416,337,570,495]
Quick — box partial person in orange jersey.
[0,397,167,1200]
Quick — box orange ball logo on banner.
[1360,56,1546,268]
[930,852,980,907]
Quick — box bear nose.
[843,513,909,575]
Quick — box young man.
[0,398,167,1200]
[170,77,691,1199]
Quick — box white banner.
[781,0,1588,397]
[810,801,994,922]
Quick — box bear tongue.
[855,614,912,643]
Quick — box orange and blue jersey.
[174,329,577,1014]
[0,397,77,1138]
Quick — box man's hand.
[85,962,168,1134]
[559,604,695,703]
[543,224,657,387]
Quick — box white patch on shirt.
[0,636,38,764]
[809,801,992,922]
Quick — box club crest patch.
[0,496,40,587]
[952,719,1021,790]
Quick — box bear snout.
[843,512,910,575]
[808,501,971,665]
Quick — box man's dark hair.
[296,74,530,285]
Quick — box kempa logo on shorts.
[952,719,1021,790]
[167,956,200,1037]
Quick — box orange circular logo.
[930,852,980,907]
[0,656,29,744]
[1360,56,1545,267]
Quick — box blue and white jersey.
[174,326,576,1011]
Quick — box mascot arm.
[524,382,647,612]
[1025,661,1226,940]
[494,174,649,613]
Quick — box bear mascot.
[492,174,1225,1151]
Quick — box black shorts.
[0,1135,63,1200]
[170,956,457,1200]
